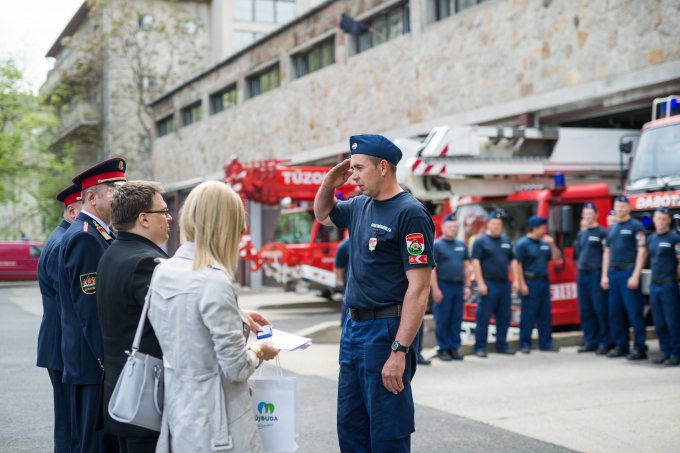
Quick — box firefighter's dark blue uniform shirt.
[433,238,467,283]
[329,192,435,310]
[647,230,680,281]
[471,233,514,280]
[515,236,551,277]
[606,218,646,267]
[574,226,607,271]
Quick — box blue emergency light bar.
[553,173,566,190]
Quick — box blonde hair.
[179,181,244,276]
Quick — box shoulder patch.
[80,272,96,294]
[83,222,89,233]
[636,231,646,246]
[406,233,425,255]
[409,255,428,264]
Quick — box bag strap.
[130,296,151,353]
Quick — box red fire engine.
[623,95,680,295]
[398,124,635,328]
[225,158,356,293]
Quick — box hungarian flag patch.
[406,233,425,255]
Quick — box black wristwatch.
[391,340,410,354]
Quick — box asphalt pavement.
[2,283,679,452]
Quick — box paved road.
[2,283,679,452]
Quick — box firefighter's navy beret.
[349,134,402,166]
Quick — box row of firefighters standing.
[338,195,680,365]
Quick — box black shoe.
[665,357,680,366]
[539,345,560,352]
[651,356,669,365]
[449,349,464,361]
[417,354,432,365]
[626,350,648,361]
[578,345,598,353]
[520,347,531,354]
[607,347,629,358]
[475,349,487,358]
[595,346,610,356]
[438,350,453,362]
[495,348,516,355]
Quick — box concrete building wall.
[150,0,680,186]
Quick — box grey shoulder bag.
[108,295,164,431]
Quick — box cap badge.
[351,142,357,150]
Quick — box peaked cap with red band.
[56,183,82,207]
[73,157,127,190]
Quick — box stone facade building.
[150,0,680,189]
[42,0,322,179]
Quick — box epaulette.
[83,222,89,233]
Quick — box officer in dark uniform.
[515,216,561,353]
[431,215,471,361]
[646,206,680,366]
[573,202,610,354]
[601,194,648,360]
[334,237,350,327]
[315,134,435,453]
[471,211,519,357]
[58,158,126,452]
[37,183,82,452]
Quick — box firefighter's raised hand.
[323,159,352,189]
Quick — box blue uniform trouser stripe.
[577,272,610,348]
[47,369,71,453]
[519,280,554,349]
[608,268,647,351]
[337,317,414,453]
[474,280,511,351]
[70,383,103,453]
[433,281,464,350]
[649,282,680,358]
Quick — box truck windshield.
[455,202,537,248]
[273,210,314,244]
[628,123,680,183]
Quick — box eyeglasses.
[144,209,171,217]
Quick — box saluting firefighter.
[601,194,648,360]
[515,216,561,353]
[315,134,435,453]
[574,202,610,354]
[646,206,680,366]
[471,211,520,358]
[36,183,82,452]
[58,158,127,452]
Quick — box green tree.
[0,58,74,239]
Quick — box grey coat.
[147,242,263,452]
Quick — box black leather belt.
[524,275,548,281]
[348,305,402,321]
[579,268,602,273]
[652,277,677,285]
[611,264,634,270]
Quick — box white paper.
[265,328,312,351]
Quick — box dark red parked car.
[0,241,43,281]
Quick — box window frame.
[353,3,410,55]
[210,84,238,115]
[155,114,175,138]
[180,101,203,127]
[292,36,336,79]
[246,63,281,99]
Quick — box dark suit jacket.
[37,219,70,370]
[97,231,167,438]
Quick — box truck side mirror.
[619,134,637,154]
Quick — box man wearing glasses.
[96,181,171,452]
[58,158,127,452]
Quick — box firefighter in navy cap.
[430,214,471,361]
[573,202,610,354]
[646,206,680,366]
[315,134,435,453]
[58,158,126,452]
[516,216,561,353]
[471,210,520,357]
[37,183,82,452]
[601,194,648,360]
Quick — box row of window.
[155,0,488,137]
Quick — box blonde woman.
[148,181,278,452]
